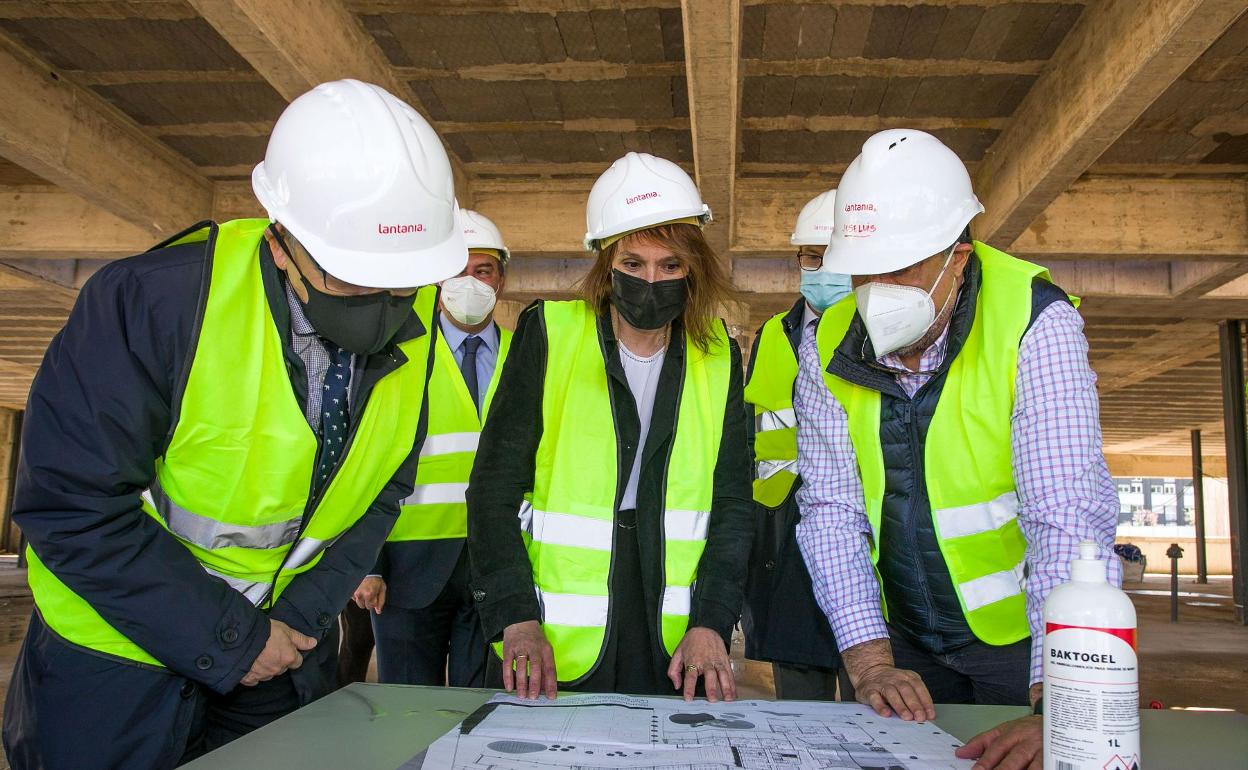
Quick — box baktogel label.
[1043,623,1140,770]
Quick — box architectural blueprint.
[409,693,975,769]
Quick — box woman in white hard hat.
[4,78,467,768]
[467,152,753,702]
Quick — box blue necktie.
[317,345,351,492]
[460,335,482,416]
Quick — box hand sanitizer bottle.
[1043,541,1139,770]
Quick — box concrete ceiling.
[1,0,1248,475]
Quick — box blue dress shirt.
[439,314,499,413]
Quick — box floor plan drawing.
[410,694,975,770]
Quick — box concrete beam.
[1171,261,1248,299]
[346,0,679,11]
[0,186,154,259]
[0,182,264,260]
[744,57,1044,78]
[734,176,1248,263]
[393,61,682,83]
[187,0,472,203]
[682,0,740,257]
[1106,453,1227,478]
[741,116,1008,132]
[0,31,212,235]
[471,179,588,257]
[973,0,1246,245]
[1012,178,1248,262]
[211,181,264,222]
[440,118,689,134]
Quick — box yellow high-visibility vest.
[814,244,1065,645]
[501,299,730,683]
[27,219,432,665]
[743,309,800,507]
[390,287,512,541]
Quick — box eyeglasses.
[796,249,823,272]
[302,258,417,298]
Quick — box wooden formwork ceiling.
[1,0,1248,474]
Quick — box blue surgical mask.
[799,270,853,312]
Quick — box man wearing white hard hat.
[741,190,853,701]
[2,79,466,769]
[794,130,1118,768]
[353,209,512,688]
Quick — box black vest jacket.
[826,257,1069,654]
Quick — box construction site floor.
[0,566,1240,768]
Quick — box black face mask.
[298,281,414,356]
[610,269,688,331]
[272,227,414,355]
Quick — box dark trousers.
[3,612,305,770]
[372,556,486,687]
[337,600,374,687]
[772,662,855,702]
[889,626,1032,706]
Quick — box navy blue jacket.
[13,223,424,695]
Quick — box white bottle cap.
[1071,540,1107,583]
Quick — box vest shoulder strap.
[744,311,794,394]
[815,294,857,372]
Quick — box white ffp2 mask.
[440,275,497,326]
[854,246,956,358]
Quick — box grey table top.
[183,683,1248,770]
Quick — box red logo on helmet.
[625,191,660,205]
[844,203,876,212]
[378,223,425,235]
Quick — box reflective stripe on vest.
[26,219,433,664]
[390,292,512,542]
[496,300,730,683]
[536,586,692,627]
[142,485,301,552]
[813,244,1056,646]
[517,500,711,551]
[742,312,800,508]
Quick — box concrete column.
[1217,320,1248,624]
[1192,429,1208,583]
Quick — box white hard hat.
[252,79,467,289]
[583,152,711,252]
[458,208,510,264]
[790,189,838,246]
[823,129,984,276]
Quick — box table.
[183,683,1248,770]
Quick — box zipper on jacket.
[898,399,941,637]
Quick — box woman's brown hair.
[579,222,737,352]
